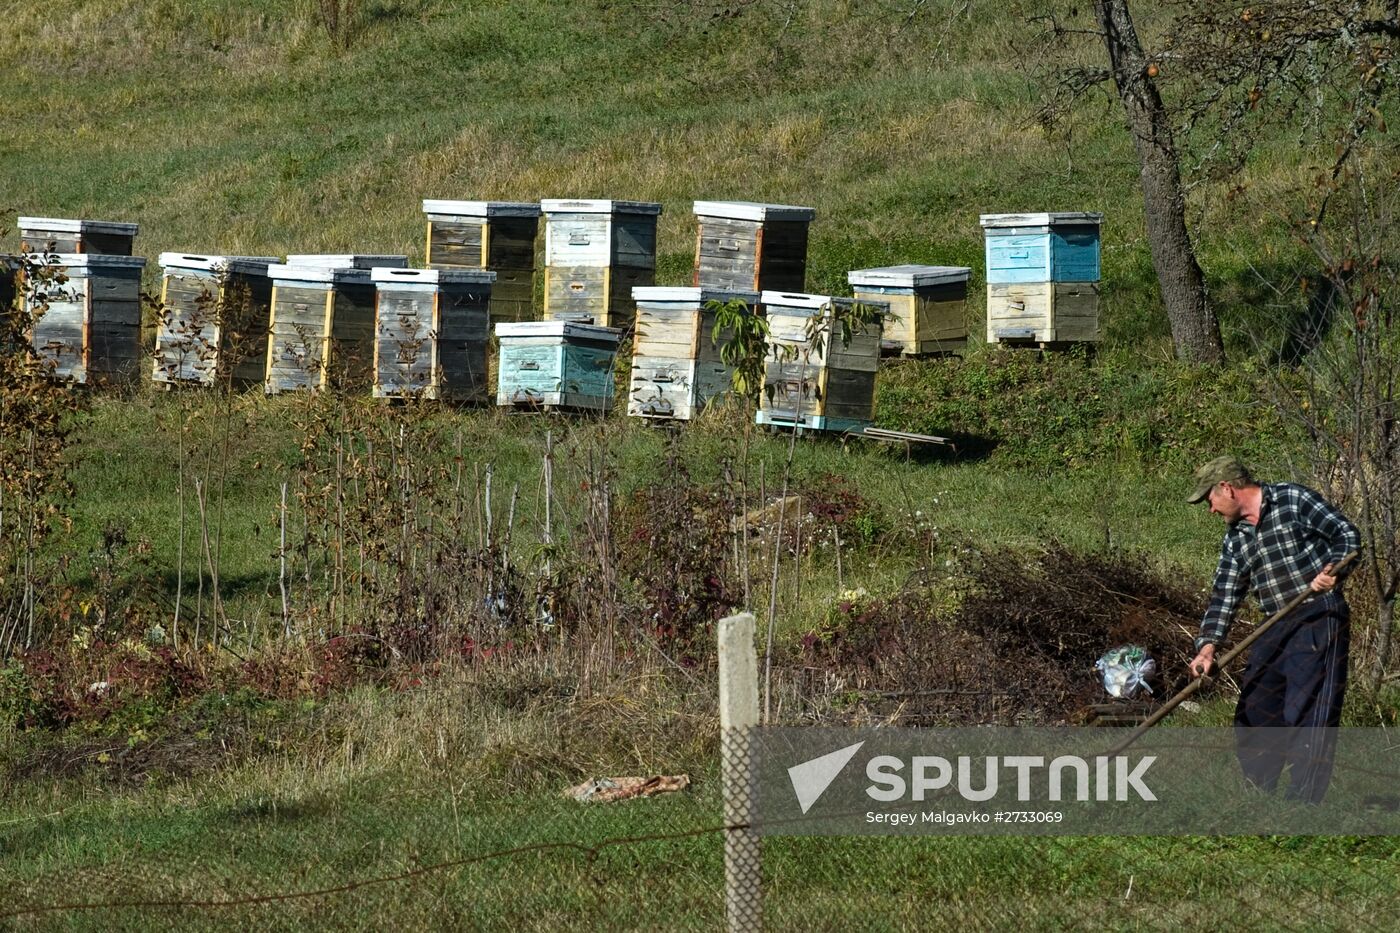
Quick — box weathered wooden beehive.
[692,201,814,292]
[25,254,147,384]
[848,265,971,357]
[755,291,885,434]
[981,212,1103,345]
[540,199,661,327]
[264,255,408,394]
[421,200,539,325]
[154,253,279,388]
[18,217,139,256]
[495,320,622,413]
[371,267,494,402]
[628,286,759,421]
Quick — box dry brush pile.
[789,541,1207,726]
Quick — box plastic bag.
[1095,645,1157,699]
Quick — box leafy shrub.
[3,635,207,731]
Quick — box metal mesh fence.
[721,727,762,932]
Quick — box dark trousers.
[1234,597,1349,804]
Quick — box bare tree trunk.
[1094,0,1224,364]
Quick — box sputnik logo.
[788,741,865,814]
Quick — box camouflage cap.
[1186,455,1251,504]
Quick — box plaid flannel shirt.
[1196,483,1360,652]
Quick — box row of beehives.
[422,200,1105,347]
[7,206,1104,431]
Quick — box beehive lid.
[692,201,815,222]
[159,253,280,276]
[979,212,1103,229]
[371,267,497,285]
[632,286,760,305]
[18,217,140,236]
[267,262,374,284]
[421,199,542,219]
[495,320,622,342]
[848,265,971,288]
[284,254,409,269]
[540,199,663,216]
[26,253,147,271]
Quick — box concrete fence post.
[719,611,762,931]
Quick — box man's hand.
[1189,643,1217,678]
[1310,563,1338,593]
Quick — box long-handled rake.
[1106,550,1359,757]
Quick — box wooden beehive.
[628,286,759,421]
[755,291,885,434]
[264,256,408,394]
[692,201,814,292]
[848,265,971,356]
[154,253,279,388]
[981,212,1102,284]
[422,199,539,326]
[18,217,139,256]
[495,320,622,413]
[25,254,147,385]
[540,199,661,328]
[371,267,494,402]
[985,281,1101,344]
[981,212,1103,345]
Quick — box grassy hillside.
[0,0,1331,352]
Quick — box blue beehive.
[981,212,1102,284]
[981,212,1103,345]
[495,320,622,413]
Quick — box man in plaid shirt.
[1185,456,1359,802]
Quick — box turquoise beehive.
[495,320,622,413]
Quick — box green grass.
[50,389,1228,631]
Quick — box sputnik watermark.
[755,727,1400,836]
[787,741,864,814]
[865,754,1156,802]
[787,743,1155,814]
